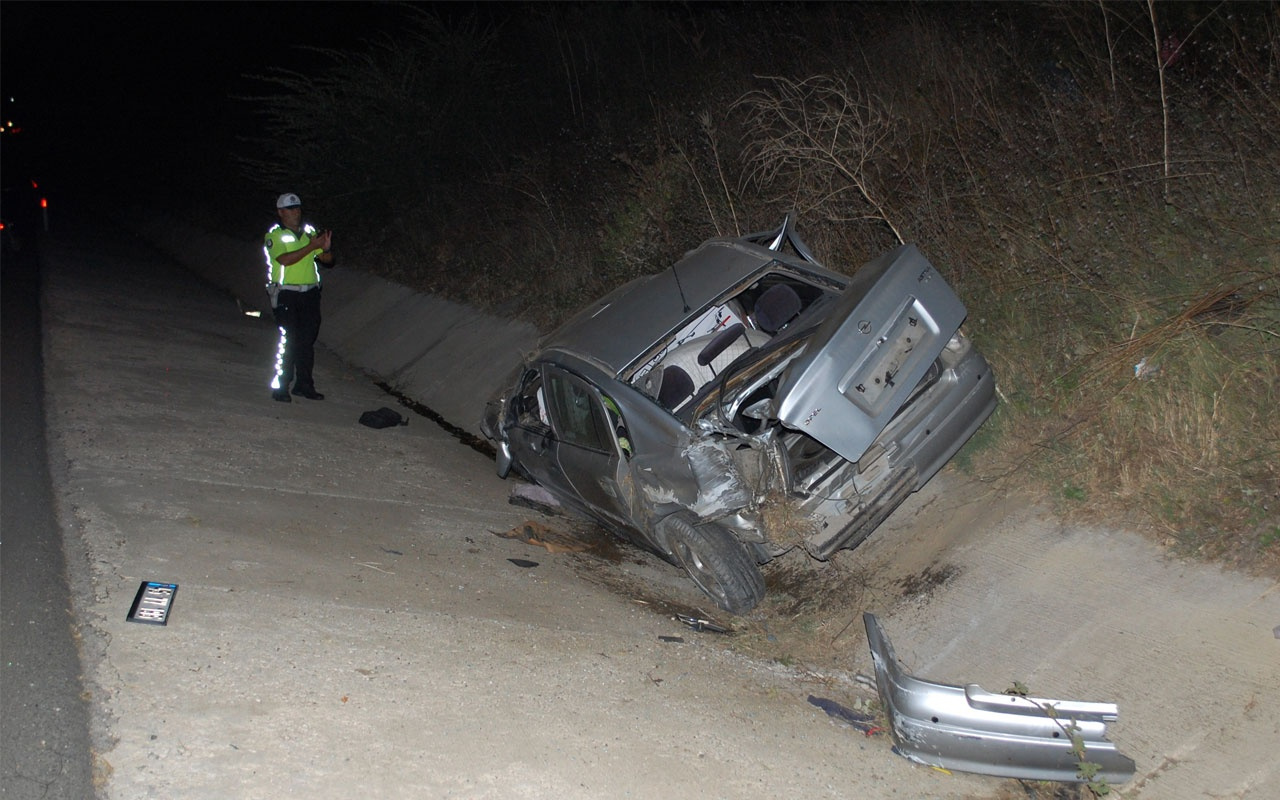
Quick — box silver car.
[481,217,996,613]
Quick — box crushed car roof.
[539,238,846,377]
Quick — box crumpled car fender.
[863,613,1136,785]
[685,437,752,519]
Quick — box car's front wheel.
[659,513,765,614]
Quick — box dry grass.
[757,492,819,551]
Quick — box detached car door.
[540,367,635,529]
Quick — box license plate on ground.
[126,581,178,625]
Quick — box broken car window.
[545,370,612,452]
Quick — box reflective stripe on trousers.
[270,325,289,390]
[269,287,322,392]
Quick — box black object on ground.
[374,381,492,456]
[359,407,407,428]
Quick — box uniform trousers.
[272,286,322,393]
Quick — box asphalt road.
[1,232,95,798]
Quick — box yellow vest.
[263,223,321,285]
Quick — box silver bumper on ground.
[864,613,1136,784]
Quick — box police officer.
[264,192,333,402]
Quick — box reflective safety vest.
[264,222,321,285]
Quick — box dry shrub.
[736,74,904,246]
[758,492,819,551]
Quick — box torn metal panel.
[685,437,752,518]
[863,613,1136,785]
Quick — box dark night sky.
[2,1,421,207]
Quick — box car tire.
[659,513,765,614]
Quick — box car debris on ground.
[863,613,1136,785]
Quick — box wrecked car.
[480,216,996,613]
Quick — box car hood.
[774,244,968,463]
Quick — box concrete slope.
[853,473,1280,799]
[48,223,998,798]
[92,217,1280,799]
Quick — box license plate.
[126,581,178,625]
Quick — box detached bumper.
[864,613,1136,784]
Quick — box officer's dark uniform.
[264,193,327,402]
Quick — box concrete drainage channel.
[373,380,496,459]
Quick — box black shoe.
[292,387,324,400]
[272,389,292,403]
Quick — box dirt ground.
[40,229,1279,799]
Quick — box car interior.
[634,275,828,412]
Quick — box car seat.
[752,284,802,333]
[657,365,695,410]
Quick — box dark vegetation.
[234,2,1279,573]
